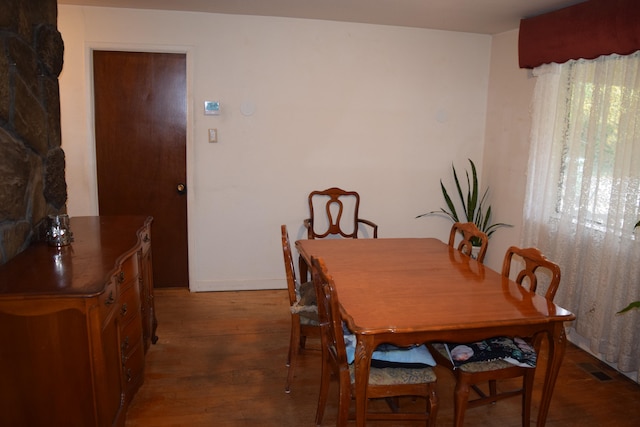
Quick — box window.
[524,51,640,380]
[555,55,640,233]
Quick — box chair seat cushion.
[349,364,437,385]
[299,312,319,325]
[290,281,317,315]
[298,280,317,306]
[457,358,518,373]
[432,336,537,371]
[344,325,436,367]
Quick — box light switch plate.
[208,128,217,143]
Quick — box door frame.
[86,42,195,289]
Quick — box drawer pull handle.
[105,291,115,305]
[118,271,125,283]
[120,303,128,316]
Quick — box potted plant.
[416,159,511,245]
[618,301,640,313]
[617,221,640,313]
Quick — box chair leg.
[453,375,471,427]
[285,318,301,393]
[336,372,351,427]
[488,379,499,404]
[522,369,535,427]
[315,355,331,425]
[427,384,439,427]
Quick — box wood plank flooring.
[125,288,640,426]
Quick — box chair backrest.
[311,256,349,369]
[448,222,489,263]
[281,225,299,307]
[501,246,561,300]
[307,187,361,239]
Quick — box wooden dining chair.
[304,187,378,239]
[428,246,561,427]
[281,225,321,393]
[448,222,489,263]
[311,256,438,427]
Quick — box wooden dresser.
[0,216,157,427]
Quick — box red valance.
[518,0,640,69]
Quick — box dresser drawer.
[121,317,144,393]
[98,279,117,321]
[120,309,142,350]
[118,281,141,325]
[116,254,139,288]
[122,339,145,395]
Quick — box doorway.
[93,50,189,288]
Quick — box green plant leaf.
[485,222,512,237]
[481,204,492,231]
[416,158,513,238]
[452,164,468,221]
[468,160,479,223]
[441,180,460,222]
[617,301,640,314]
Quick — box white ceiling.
[57,0,587,35]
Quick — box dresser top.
[0,216,152,297]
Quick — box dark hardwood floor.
[125,289,640,426]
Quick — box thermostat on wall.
[204,101,220,115]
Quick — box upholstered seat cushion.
[431,336,537,372]
[290,281,317,313]
[290,281,318,324]
[299,311,319,325]
[298,280,317,306]
[344,325,436,367]
[349,364,437,385]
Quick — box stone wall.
[0,0,66,265]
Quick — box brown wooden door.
[93,51,188,288]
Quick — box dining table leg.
[298,254,309,283]
[536,322,568,427]
[353,334,374,427]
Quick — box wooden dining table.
[296,237,575,427]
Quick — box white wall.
[481,29,536,269]
[58,6,493,291]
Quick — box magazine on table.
[444,336,537,368]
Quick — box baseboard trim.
[190,278,285,292]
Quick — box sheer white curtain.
[523,52,640,380]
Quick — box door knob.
[176,183,186,195]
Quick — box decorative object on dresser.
[0,216,157,427]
